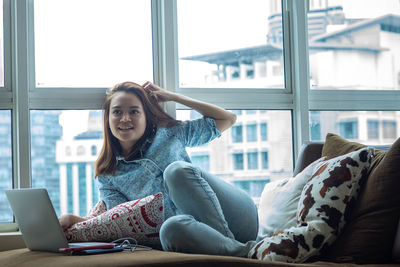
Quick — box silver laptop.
[5,188,112,253]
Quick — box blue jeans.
[159,161,258,257]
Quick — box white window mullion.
[281,0,292,95]
[3,0,12,94]
[151,0,165,88]
[11,0,34,188]
[286,0,310,161]
[0,0,12,109]
[86,163,92,212]
[59,164,67,215]
[156,0,178,117]
[309,90,400,111]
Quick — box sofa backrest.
[293,142,392,176]
[293,142,323,176]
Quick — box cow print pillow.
[248,147,373,262]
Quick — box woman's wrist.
[165,91,181,102]
[72,215,86,224]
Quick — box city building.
[0,111,62,221]
[30,111,63,215]
[183,6,400,90]
[181,109,293,204]
[182,2,400,138]
[56,111,102,217]
[0,111,12,222]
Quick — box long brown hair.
[95,82,179,177]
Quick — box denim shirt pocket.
[115,158,164,197]
[138,158,164,180]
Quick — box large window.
[177,109,292,201]
[30,110,102,217]
[308,0,400,90]
[2,0,399,228]
[34,0,153,87]
[177,0,285,88]
[309,111,400,143]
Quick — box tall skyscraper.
[31,111,63,214]
[0,110,62,222]
[0,111,12,222]
[56,111,102,217]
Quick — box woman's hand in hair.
[142,81,176,103]
[142,81,236,133]
[143,82,236,133]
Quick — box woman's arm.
[143,81,236,133]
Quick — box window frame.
[1,0,399,229]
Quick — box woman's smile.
[118,125,134,131]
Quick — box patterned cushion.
[249,147,373,262]
[85,199,107,220]
[65,193,164,246]
[258,157,325,239]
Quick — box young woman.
[59,81,258,256]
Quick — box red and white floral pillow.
[65,193,164,246]
[85,199,107,220]
[249,147,373,263]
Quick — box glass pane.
[34,0,153,87]
[309,111,400,144]
[177,110,293,205]
[0,1,4,87]
[0,110,12,222]
[308,1,400,90]
[177,0,285,88]
[30,110,102,217]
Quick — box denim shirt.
[97,117,221,219]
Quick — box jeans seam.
[189,166,234,239]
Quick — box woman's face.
[108,91,147,155]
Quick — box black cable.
[111,237,153,253]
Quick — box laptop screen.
[6,188,69,252]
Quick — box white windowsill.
[0,232,26,252]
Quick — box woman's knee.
[160,215,194,251]
[163,161,195,189]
